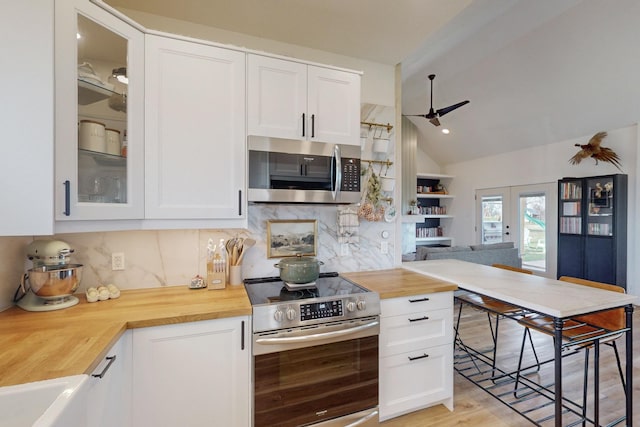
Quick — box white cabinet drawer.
[381,291,452,317]
[379,342,453,421]
[380,307,453,357]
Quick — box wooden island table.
[403,259,637,427]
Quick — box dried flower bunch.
[358,164,386,221]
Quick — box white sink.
[0,375,88,427]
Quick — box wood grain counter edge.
[0,284,251,387]
[343,268,457,299]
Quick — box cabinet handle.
[63,180,71,216]
[408,353,429,361]
[241,320,245,350]
[238,190,242,216]
[302,113,306,137]
[311,114,315,138]
[408,316,430,322]
[92,355,116,378]
[409,297,429,303]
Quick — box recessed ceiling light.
[441,128,450,134]
[77,33,81,39]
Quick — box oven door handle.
[255,320,379,345]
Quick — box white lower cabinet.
[86,331,132,427]
[379,292,454,421]
[132,316,250,427]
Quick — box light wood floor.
[381,304,640,427]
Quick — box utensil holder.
[229,265,242,286]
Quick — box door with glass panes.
[476,183,556,277]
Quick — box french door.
[476,183,557,277]
[476,188,512,244]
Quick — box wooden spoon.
[231,245,239,265]
[225,238,235,257]
[235,238,255,265]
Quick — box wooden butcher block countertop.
[343,268,457,299]
[0,268,454,388]
[0,284,250,387]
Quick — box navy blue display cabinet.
[557,174,627,289]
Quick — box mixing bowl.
[27,264,83,299]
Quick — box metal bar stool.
[454,264,540,378]
[514,276,627,426]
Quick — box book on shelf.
[560,182,582,200]
[562,201,580,216]
[560,217,582,234]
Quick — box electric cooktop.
[244,272,380,332]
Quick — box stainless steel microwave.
[248,136,361,204]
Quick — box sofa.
[408,242,522,268]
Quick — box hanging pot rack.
[362,159,393,167]
[360,121,393,133]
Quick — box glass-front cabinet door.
[586,177,615,236]
[55,0,144,221]
[558,178,582,234]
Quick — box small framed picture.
[590,189,611,208]
[267,219,318,258]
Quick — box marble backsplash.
[0,204,395,311]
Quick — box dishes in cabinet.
[77,62,114,91]
[78,119,106,153]
[105,128,121,155]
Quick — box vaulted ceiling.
[104,0,640,166]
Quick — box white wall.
[416,146,441,175]
[442,125,638,295]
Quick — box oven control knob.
[346,301,356,312]
[357,300,366,311]
[286,307,297,321]
[274,309,284,322]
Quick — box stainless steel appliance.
[244,272,380,427]
[247,136,361,204]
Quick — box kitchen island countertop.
[343,268,457,298]
[0,284,250,387]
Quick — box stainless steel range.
[244,272,380,427]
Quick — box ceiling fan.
[405,74,469,127]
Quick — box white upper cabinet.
[248,54,361,146]
[247,55,307,140]
[54,0,144,221]
[0,0,54,235]
[144,35,246,220]
[307,65,361,145]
